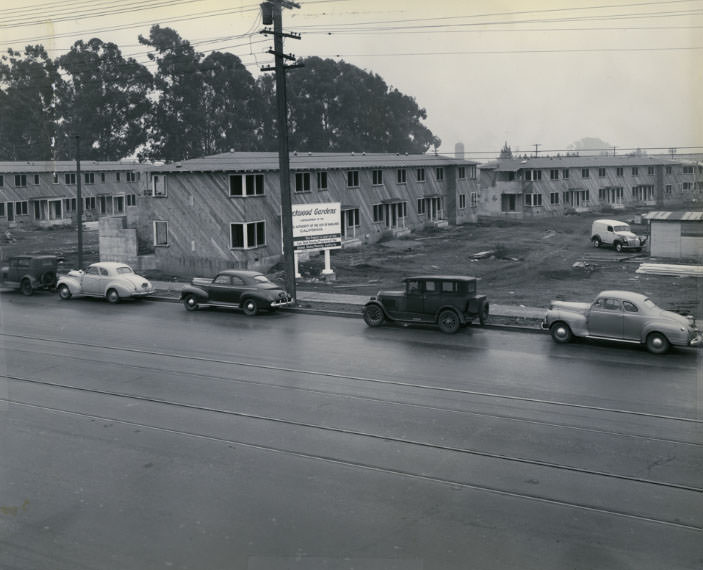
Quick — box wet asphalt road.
[1,292,701,570]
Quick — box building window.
[295,172,311,193]
[231,221,265,249]
[116,172,121,182]
[372,204,384,222]
[52,173,59,184]
[126,194,137,206]
[317,171,328,190]
[84,172,95,184]
[16,201,28,215]
[101,173,106,183]
[372,169,383,186]
[632,185,655,201]
[647,166,655,175]
[665,184,672,196]
[562,169,569,179]
[550,169,559,180]
[470,192,478,208]
[341,208,360,238]
[458,167,466,180]
[0,175,4,187]
[598,187,623,204]
[417,198,425,214]
[616,167,623,177]
[683,182,692,191]
[153,220,168,246]
[397,169,407,184]
[417,168,425,182]
[127,171,137,183]
[436,167,444,181]
[683,165,694,174]
[65,173,76,185]
[525,193,542,207]
[0,203,4,216]
[14,174,27,187]
[666,166,672,174]
[229,174,264,197]
[32,174,40,185]
[598,168,606,178]
[632,167,639,176]
[347,170,359,188]
[85,196,96,210]
[581,168,590,178]
[459,194,466,209]
[114,196,125,214]
[525,169,542,181]
[550,192,559,204]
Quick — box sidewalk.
[149,280,546,329]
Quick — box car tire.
[40,271,57,289]
[20,278,33,296]
[242,298,258,316]
[183,294,199,311]
[592,237,601,248]
[438,309,460,334]
[58,284,72,300]
[478,303,489,326]
[363,304,385,327]
[106,289,120,304]
[615,241,623,253]
[646,332,670,355]
[550,321,573,343]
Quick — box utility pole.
[533,143,540,157]
[75,135,84,268]
[260,0,302,301]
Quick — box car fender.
[104,279,133,297]
[57,274,82,294]
[639,323,681,346]
[549,309,589,337]
[434,304,467,325]
[364,299,391,319]
[180,284,210,301]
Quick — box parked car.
[590,219,647,252]
[57,262,154,303]
[362,275,489,334]
[0,255,59,295]
[180,270,293,315]
[542,290,701,354]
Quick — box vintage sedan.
[542,290,701,354]
[180,269,293,315]
[57,262,154,303]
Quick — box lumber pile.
[636,263,703,277]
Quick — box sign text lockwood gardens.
[292,202,342,251]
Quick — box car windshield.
[253,275,273,284]
[613,225,630,232]
[116,266,134,275]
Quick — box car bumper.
[689,333,703,347]
[132,290,155,298]
[270,299,294,308]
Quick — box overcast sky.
[1,0,701,159]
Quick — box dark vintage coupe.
[362,275,489,334]
[542,290,701,354]
[180,270,293,315]
[0,255,59,295]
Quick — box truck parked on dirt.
[590,219,647,252]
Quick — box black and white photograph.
[1,1,702,569]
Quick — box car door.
[622,300,646,341]
[209,274,232,302]
[81,265,104,295]
[587,297,623,339]
[404,279,424,317]
[422,279,445,317]
[222,275,246,304]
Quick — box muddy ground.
[2,210,700,314]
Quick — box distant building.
[0,161,146,229]
[136,151,480,276]
[478,155,701,217]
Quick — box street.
[1,292,701,570]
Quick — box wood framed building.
[0,161,146,230]
[644,211,703,260]
[479,156,701,217]
[136,151,480,276]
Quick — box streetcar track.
[3,331,702,426]
[5,396,702,533]
[5,343,703,449]
[4,372,703,495]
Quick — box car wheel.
[592,237,601,248]
[58,284,72,300]
[438,309,460,334]
[183,294,199,311]
[40,271,57,289]
[106,289,120,304]
[20,278,33,296]
[478,303,489,326]
[242,298,258,316]
[550,322,573,343]
[615,241,623,253]
[363,304,385,327]
[646,332,670,355]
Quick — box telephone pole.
[75,135,84,268]
[260,0,302,300]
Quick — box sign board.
[292,202,342,252]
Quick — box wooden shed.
[645,211,703,260]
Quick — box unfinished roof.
[0,161,144,173]
[479,155,678,172]
[644,211,703,221]
[150,151,478,173]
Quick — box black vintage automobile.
[362,275,489,334]
[179,270,293,315]
[0,254,59,295]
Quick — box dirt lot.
[2,210,700,315]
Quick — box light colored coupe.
[542,290,701,354]
[57,262,154,303]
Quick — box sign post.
[292,202,342,279]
